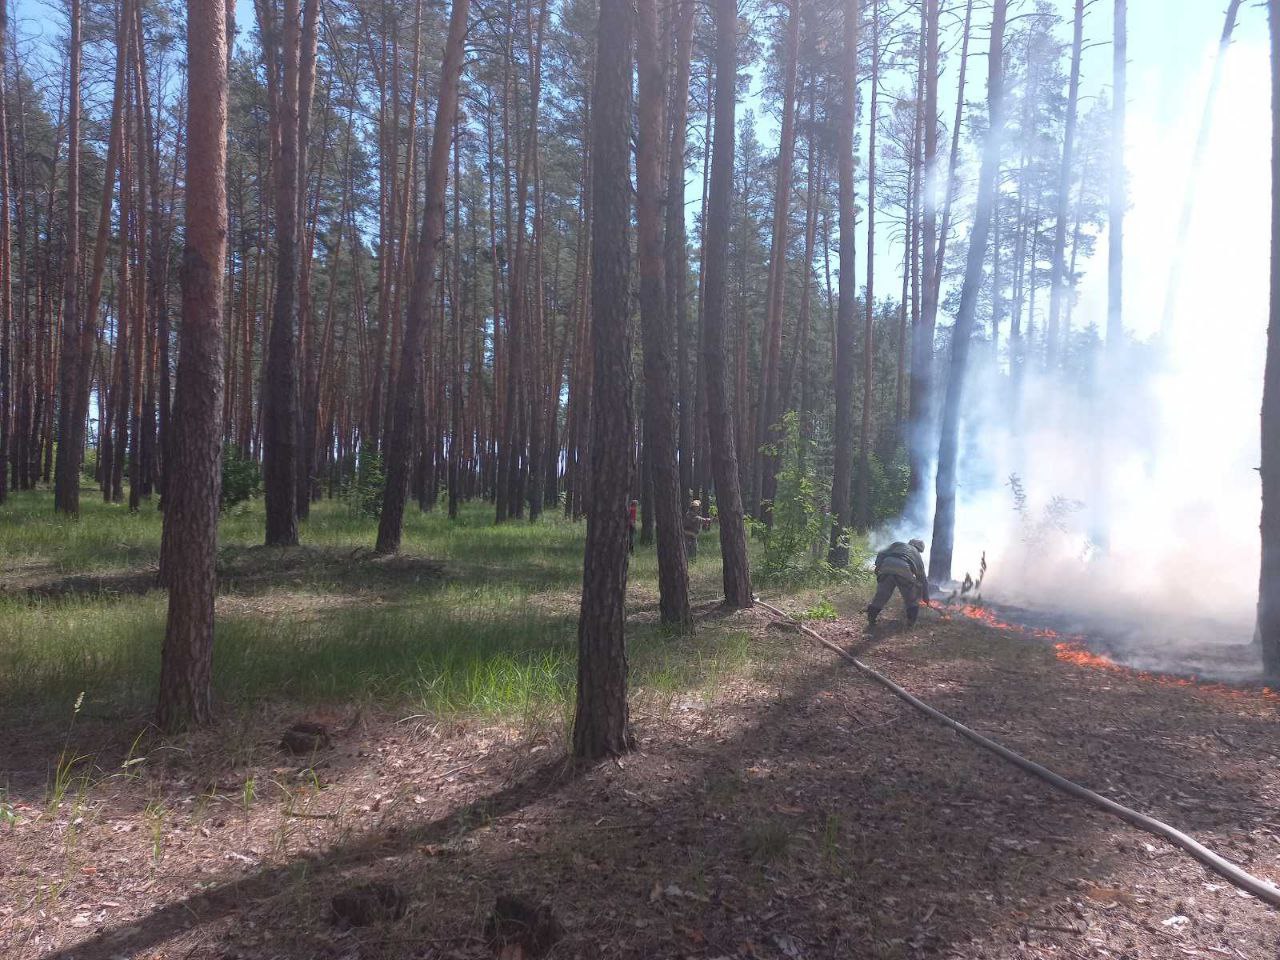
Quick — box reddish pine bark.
[702,0,752,608]
[573,0,636,760]
[375,0,471,554]
[157,0,228,731]
[666,0,695,505]
[755,0,800,525]
[0,0,10,505]
[262,0,302,546]
[636,0,690,629]
[53,0,83,515]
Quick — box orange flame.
[948,603,1061,639]
[942,603,1280,705]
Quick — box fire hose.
[753,598,1280,911]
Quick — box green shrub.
[801,598,839,621]
[81,446,99,481]
[221,446,262,512]
[750,413,859,588]
[343,451,385,519]
[865,446,910,528]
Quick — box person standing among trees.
[683,499,710,562]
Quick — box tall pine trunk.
[928,0,1007,584]
[1262,0,1280,676]
[703,0,753,608]
[1108,0,1126,346]
[54,0,82,515]
[0,0,10,506]
[755,0,800,525]
[636,0,690,629]
[1047,0,1083,367]
[828,0,858,567]
[856,0,879,533]
[906,0,939,504]
[375,0,471,554]
[157,0,228,730]
[262,0,301,546]
[667,0,695,506]
[573,0,636,759]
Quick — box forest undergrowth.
[0,489,786,727]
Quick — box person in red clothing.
[627,499,639,554]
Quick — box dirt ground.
[3,597,1279,959]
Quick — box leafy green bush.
[750,413,862,588]
[221,446,262,512]
[801,598,839,621]
[81,446,99,481]
[343,451,385,519]
[865,446,910,529]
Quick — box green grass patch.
[0,488,771,724]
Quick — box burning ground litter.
[938,599,1280,705]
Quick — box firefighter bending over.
[867,538,930,627]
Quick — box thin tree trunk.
[928,0,1008,584]
[262,0,301,546]
[1161,0,1243,336]
[856,0,879,532]
[1047,0,1083,368]
[157,0,228,731]
[894,111,915,445]
[110,104,132,505]
[294,0,321,519]
[82,0,132,507]
[637,0,690,628]
[667,0,695,506]
[755,0,800,525]
[906,0,939,502]
[930,0,973,311]
[375,0,471,554]
[0,0,11,506]
[1261,0,1280,676]
[54,0,83,514]
[829,0,858,566]
[1108,0,1126,347]
[702,0,753,608]
[781,88,818,430]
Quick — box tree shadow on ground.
[19,607,1279,959]
[0,546,448,602]
[0,583,751,805]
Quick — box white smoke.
[900,30,1270,676]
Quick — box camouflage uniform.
[868,540,930,625]
[683,505,705,561]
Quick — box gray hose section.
[755,599,1280,910]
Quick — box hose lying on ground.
[754,598,1280,911]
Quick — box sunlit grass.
[0,487,769,723]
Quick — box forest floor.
[2,491,1279,959]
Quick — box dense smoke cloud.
[896,33,1270,678]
